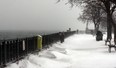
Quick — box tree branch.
[110,5,116,15]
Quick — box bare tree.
[58,0,116,43]
[78,1,106,33]
[99,0,116,43]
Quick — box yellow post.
[37,35,42,50]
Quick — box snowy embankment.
[6,34,116,68]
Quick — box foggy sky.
[0,0,86,32]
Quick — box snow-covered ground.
[6,34,116,68]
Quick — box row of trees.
[59,0,116,44]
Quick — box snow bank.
[6,34,116,68]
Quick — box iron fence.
[0,31,76,67]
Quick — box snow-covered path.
[6,34,116,68]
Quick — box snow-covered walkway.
[6,34,116,68]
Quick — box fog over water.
[0,0,85,32]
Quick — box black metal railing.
[0,31,76,67]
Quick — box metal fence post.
[0,42,2,66]
[2,41,7,65]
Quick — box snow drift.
[6,34,116,68]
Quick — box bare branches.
[111,5,116,15]
[58,0,116,29]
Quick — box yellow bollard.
[37,35,42,50]
[22,40,25,51]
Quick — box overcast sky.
[0,0,89,32]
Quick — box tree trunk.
[94,21,100,35]
[94,24,97,34]
[110,15,116,44]
[106,13,112,40]
[105,0,112,41]
[114,25,116,44]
